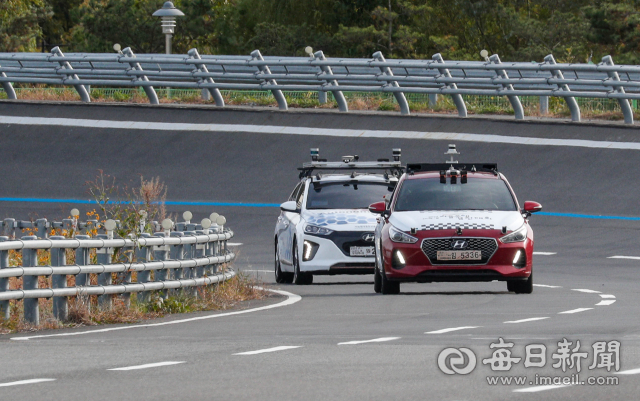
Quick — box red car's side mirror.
[523,201,542,214]
[369,201,387,215]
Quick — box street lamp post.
[153,1,185,55]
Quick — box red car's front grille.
[420,237,498,265]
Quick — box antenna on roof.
[445,144,459,164]
[310,148,319,162]
[393,148,401,162]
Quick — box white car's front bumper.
[299,234,375,274]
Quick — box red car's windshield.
[394,177,517,212]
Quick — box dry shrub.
[2,272,269,334]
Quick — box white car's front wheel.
[274,241,293,284]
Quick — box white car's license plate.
[350,246,375,256]
[437,250,482,261]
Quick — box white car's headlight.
[500,224,527,243]
[304,224,333,235]
[389,226,418,244]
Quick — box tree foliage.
[5,0,640,63]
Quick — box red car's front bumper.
[381,228,533,283]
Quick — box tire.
[507,274,533,294]
[274,241,293,284]
[293,240,313,285]
[379,252,400,295]
[373,264,382,293]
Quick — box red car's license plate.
[437,250,482,260]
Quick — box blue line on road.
[0,197,280,208]
[537,211,640,221]
[1,198,639,220]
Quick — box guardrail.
[0,211,235,326]
[1,48,639,123]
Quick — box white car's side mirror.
[280,200,298,213]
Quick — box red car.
[369,146,541,295]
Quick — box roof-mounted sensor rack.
[299,148,405,179]
[406,144,498,176]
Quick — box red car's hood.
[389,210,524,233]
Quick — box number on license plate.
[350,246,375,256]
[436,250,482,261]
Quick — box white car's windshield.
[306,182,393,210]
[394,178,517,211]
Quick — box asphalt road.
[1,102,640,400]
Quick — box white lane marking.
[558,308,593,314]
[596,299,616,306]
[599,294,616,299]
[608,255,640,260]
[11,288,300,341]
[242,269,271,272]
[533,284,562,288]
[234,346,301,355]
[227,243,243,246]
[338,337,400,345]
[2,116,640,150]
[0,379,56,387]
[533,252,557,255]
[572,289,602,294]
[425,326,480,334]
[618,368,640,375]
[504,317,549,324]
[513,384,572,393]
[108,361,185,371]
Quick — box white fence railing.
[0,212,235,325]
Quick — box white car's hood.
[303,209,378,231]
[389,210,524,232]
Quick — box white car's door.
[278,182,305,267]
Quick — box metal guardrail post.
[22,236,39,325]
[35,218,48,239]
[432,53,467,117]
[96,234,112,309]
[195,230,205,279]
[318,91,327,104]
[122,47,159,105]
[0,237,9,321]
[136,233,151,304]
[74,235,91,289]
[313,51,348,112]
[543,55,580,122]
[250,50,288,110]
[3,218,16,238]
[601,55,634,124]
[539,96,549,115]
[50,47,91,103]
[50,236,68,321]
[169,231,184,297]
[183,230,196,297]
[372,52,410,115]
[428,94,438,108]
[489,54,524,120]
[153,232,169,299]
[188,48,225,107]
[0,69,17,100]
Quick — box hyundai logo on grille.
[362,233,375,242]
[451,240,468,250]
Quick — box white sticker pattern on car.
[305,213,378,227]
[421,223,495,230]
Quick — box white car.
[274,149,403,285]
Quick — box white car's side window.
[295,182,306,210]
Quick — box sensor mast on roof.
[445,144,459,164]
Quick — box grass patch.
[0,273,269,334]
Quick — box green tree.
[0,0,50,52]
